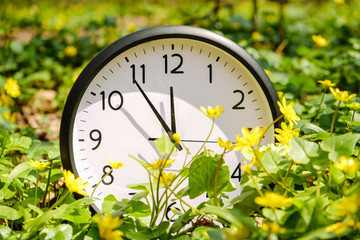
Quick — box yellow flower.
[254,192,293,209]
[223,225,250,240]
[152,171,175,185]
[318,80,336,88]
[200,105,224,118]
[264,69,271,76]
[146,159,175,170]
[94,213,124,240]
[233,127,266,151]
[334,156,359,174]
[28,160,50,171]
[326,222,347,235]
[333,193,360,217]
[330,87,356,103]
[0,90,15,107]
[261,222,286,234]
[63,169,89,196]
[312,35,329,47]
[333,0,345,4]
[217,137,233,150]
[108,158,124,169]
[64,46,78,57]
[346,102,360,110]
[240,160,253,174]
[274,122,300,149]
[277,97,300,125]
[3,112,17,123]
[172,133,181,144]
[4,78,21,98]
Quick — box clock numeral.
[163,54,184,74]
[89,129,102,150]
[131,64,145,83]
[231,163,242,182]
[102,165,114,185]
[207,64,212,83]
[165,201,181,222]
[100,90,123,111]
[232,90,245,110]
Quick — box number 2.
[232,90,245,110]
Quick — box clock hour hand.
[170,87,176,134]
[133,79,182,151]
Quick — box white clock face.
[65,35,277,213]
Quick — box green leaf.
[170,208,198,234]
[0,226,13,240]
[289,75,317,93]
[0,206,21,220]
[329,164,345,185]
[39,224,73,240]
[231,187,261,215]
[260,151,282,180]
[27,140,60,159]
[101,194,118,213]
[127,200,151,217]
[288,138,320,164]
[156,132,175,155]
[201,205,257,230]
[8,162,32,180]
[7,134,32,152]
[62,207,92,224]
[187,152,230,199]
[321,133,360,161]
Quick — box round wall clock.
[60,25,280,213]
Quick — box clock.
[60,25,280,213]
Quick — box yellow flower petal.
[4,78,21,98]
[330,87,356,103]
[200,105,224,118]
[94,213,124,240]
[277,97,300,125]
[255,192,293,209]
[28,160,50,171]
[108,158,124,169]
[318,79,336,88]
[312,35,329,47]
[63,170,89,196]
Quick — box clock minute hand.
[133,79,182,151]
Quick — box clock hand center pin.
[133,79,182,151]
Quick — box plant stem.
[91,168,113,197]
[194,117,215,157]
[314,88,327,122]
[257,114,284,149]
[283,160,294,181]
[163,180,218,222]
[214,149,225,206]
[349,110,356,131]
[50,190,71,210]
[316,172,321,198]
[330,101,341,136]
[34,171,39,209]
[42,160,53,208]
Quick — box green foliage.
[1,0,360,239]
